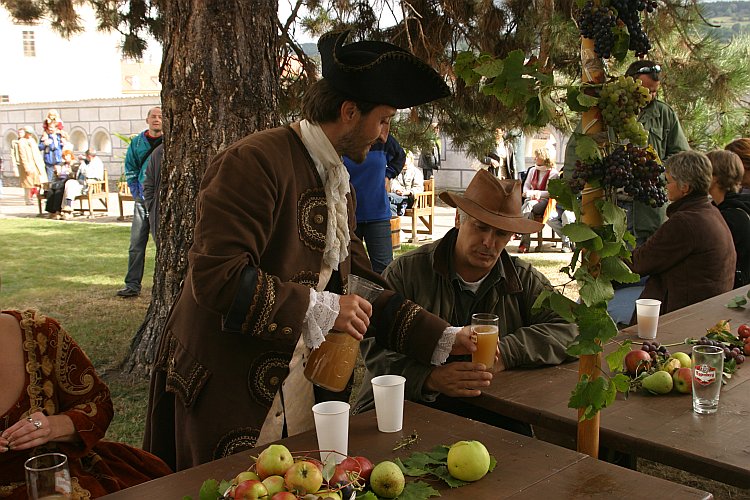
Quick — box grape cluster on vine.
[567,144,667,208]
[578,1,618,59]
[610,0,658,57]
[697,337,746,364]
[577,0,658,59]
[599,76,651,145]
[641,340,670,359]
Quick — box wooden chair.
[404,179,435,243]
[117,180,134,221]
[532,198,563,251]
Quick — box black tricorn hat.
[318,30,451,109]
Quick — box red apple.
[624,349,652,375]
[338,456,374,486]
[327,464,349,486]
[271,493,297,500]
[672,367,692,394]
[233,479,268,500]
[738,323,750,340]
[256,444,294,479]
[262,475,286,496]
[285,460,324,495]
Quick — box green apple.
[660,357,681,375]
[232,470,261,485]
[233,479,268,500]
[256,444,294,479]
[284,460,323,495]
[369,461,405,498]
[447,440,490,482]
[642,370,673,394]
[670,352,692,369]
[315,489,342,500]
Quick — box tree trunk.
[123,0,280,376]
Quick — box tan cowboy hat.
[439,170,544,234]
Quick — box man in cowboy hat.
[144,29,477,471]
[353,170,577,432]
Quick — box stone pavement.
[0,185,569,259]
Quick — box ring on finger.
[32,420,42,430]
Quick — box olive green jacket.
[352,229,577,414]
[564,99,689,241]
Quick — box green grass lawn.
[1,218,155,446]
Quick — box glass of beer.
[471,313,499,370]
[25,452,72,499]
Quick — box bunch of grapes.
[578,1,618,59]
[641,340,670,360]
[696,337,746,364]
[599,76,651,145]
[610,0,658,57]
[603,144,667,207]
[568,157,605,193]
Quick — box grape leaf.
[569,375,609,419]
[550,292,578,323]
[726,295,747,308]
[198,479,221,500]
[600,200,627,239]
[430,465,467,487]
[453,51,481,86]
[547,178,577,213]
[562,222,598,243]
[600,256,640,284]
[395,457,429,477]
[566,87,589,112]
[578,273,615,307]
[612,26,630,61]
[577,91,599,108]
[532,288,553,311]
[355,491,378,500]
[611,373,632,393]
[575,134,601,162]
[473,57,504,78]
[398,480,441,499]
[605,341,632,374]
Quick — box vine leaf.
[574,134,601,161]
[550,293,578,323]
[600,256,640,284]
[612,26,630,61]
[562,222,598,243]
[397,481,441,499]
[600,200,627,239]
[566,87,589,112]
[473,57,504,78]
[197,479,219,500]
[578,273,615,306]
[569,375,609,420]
[605,340,632,373]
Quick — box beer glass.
[25,452,72,499]
[471,313,499,370]
[692,345,724,414]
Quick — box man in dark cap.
[144,30,476,471]
[353,170,577,433]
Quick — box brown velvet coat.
[144,126,450,471]
[630,193,736,316]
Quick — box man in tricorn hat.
[353,170,577,432]
[145,30,477,470]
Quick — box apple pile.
[623,345,693,395]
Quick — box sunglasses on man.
[634,64,661,80]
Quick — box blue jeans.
[124,199,151,292]
[45,164,56,183]
[355,219,393,274]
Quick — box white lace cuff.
[431,326,461,365]
[302,289,340,350]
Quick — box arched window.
[4,130,19,154]
[91,128,112,154]
[69,128,88,153]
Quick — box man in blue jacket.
[117,107,163,298]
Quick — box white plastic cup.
[312,401,350,465]
[371,375,406,433]
[635,299,661,340]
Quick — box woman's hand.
[0,412,78,452]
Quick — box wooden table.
[467,285,750,489]
[102,402,712,499]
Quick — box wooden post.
[576,34,606,459]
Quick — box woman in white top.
[518,148,559,253]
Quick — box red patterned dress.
[0,310,171,499]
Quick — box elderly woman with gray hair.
[629,150,736,317]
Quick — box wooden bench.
[37,171,110,218]
[117,181,134,221]
[404,178,435,243]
